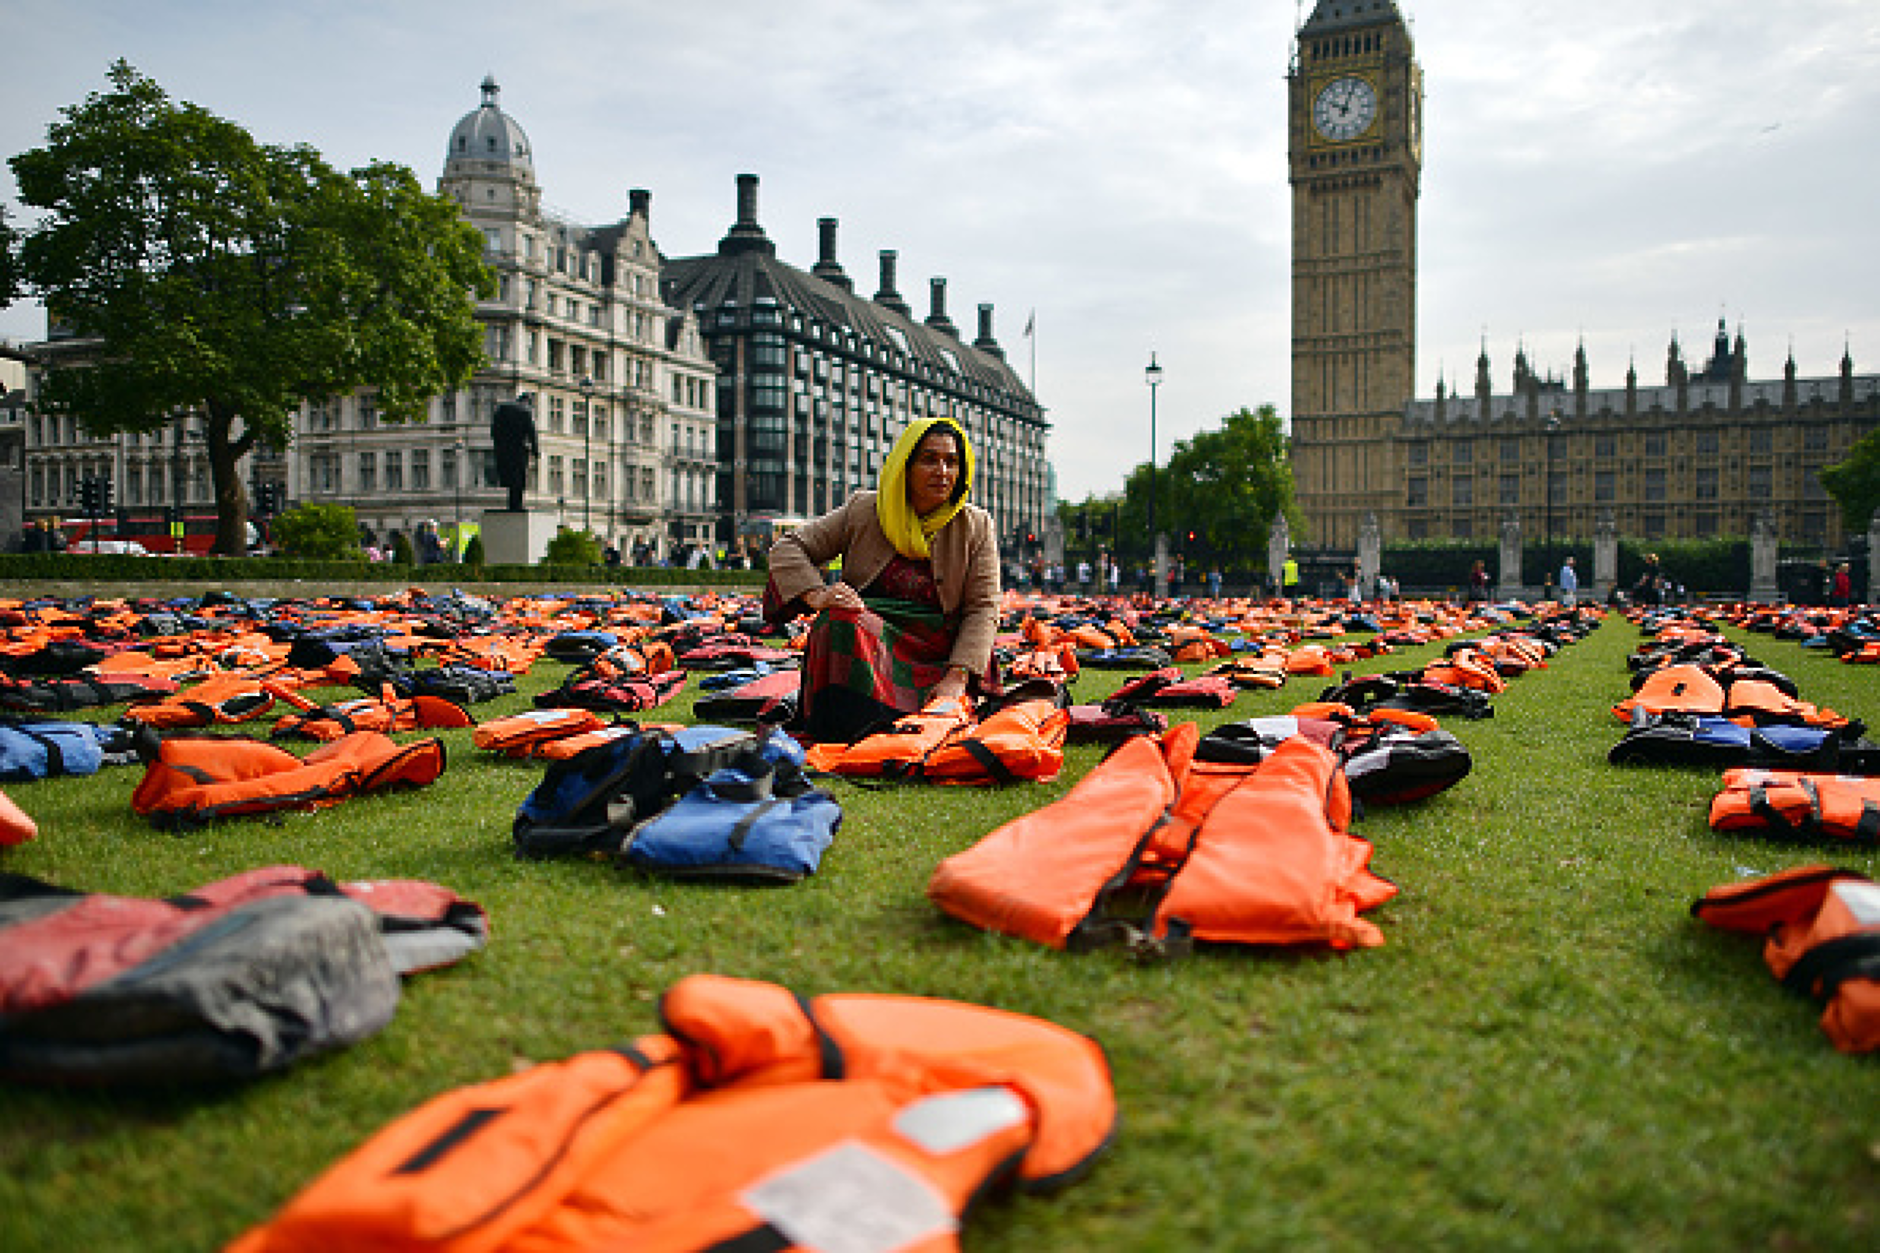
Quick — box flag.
[1023,310,1035,338]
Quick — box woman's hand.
[806,581,863,612]
[931,665,970,702]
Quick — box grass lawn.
[0,605,1875,1251]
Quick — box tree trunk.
[205,404,250,557]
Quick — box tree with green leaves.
[1819,429,1880,536]
[3,61,494,554]
[271,503,362,561]
[1119,404,1297,572]
[545,526,602,567]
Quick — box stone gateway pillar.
[1357,512,1381,600]
[1268,512,1291,596]
[1497,512,1523,600]
[1868,509,1880,603]
[1594,509,1618,601]
[1749,511,1779,603]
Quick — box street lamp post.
[1145,353,1163,587]
[579,375,595,536]
[1545,408,1561,546]
[453,435,467,561]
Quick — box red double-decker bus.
[63,513,234,556]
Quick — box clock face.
[1313,76,1378,143]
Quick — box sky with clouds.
[4,0,1878,500]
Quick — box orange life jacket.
[130,731,446,828]
[803,696,976,778]
[268,682,474,741]
[120,674,276,728]
[1709,769,1880,844]
[1693,865,1880,1053]
[1612,663,1726,721]
[472,707,607,757]
[917,696,1070,785]
[0,787,36,847]
[225,972,1115,1253]
[928,725,1396,955]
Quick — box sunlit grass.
[0,607,1875,1251]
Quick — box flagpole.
[1027,308,1037,396]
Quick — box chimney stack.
[810,217,852,291]
[925,277,959,339]
[717,172,775,257]
[973,303,1004,359]
[629,188,650,222]
[874,250,911,317]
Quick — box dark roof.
[663,247,1039,415]
[1300,0,1405,36]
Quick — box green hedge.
[1376,537,1763,595]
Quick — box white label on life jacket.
[743,1140,955,1253]
[1833,880,1880,926]
[892,1086,1029,1154]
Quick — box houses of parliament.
[1287,1,1878,551]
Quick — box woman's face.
[906,429,962,516]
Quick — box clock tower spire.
[1288,1,1423,547]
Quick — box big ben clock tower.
[1288,1,1423,548]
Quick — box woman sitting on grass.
[765,416,1001,742]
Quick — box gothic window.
[1406,477,1427,507]
[1453,442,1472,466]
[1750,427,1772,454]
[358,452,376,493]
[1695,430,1719,457]
[1694,467,1718,500]
[1644,432,1665,458]
[411,449,430,492]
[384,451,403,493]
[1452,477,1473,507]
[1499,474,1519,505]
[1500,438,1520,463]
[1644,468,1666,502]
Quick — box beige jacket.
[766,492,1002,676]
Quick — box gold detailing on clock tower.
[1288,2,1423,547]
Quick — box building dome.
[446,75,533,177]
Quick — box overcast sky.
[4,1,1878,500]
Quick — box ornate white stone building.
[293,77,717,559]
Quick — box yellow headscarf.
[876,417,975,560]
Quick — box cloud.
[3,0,1878,501]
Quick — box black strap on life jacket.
[1781,933,1880,999]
